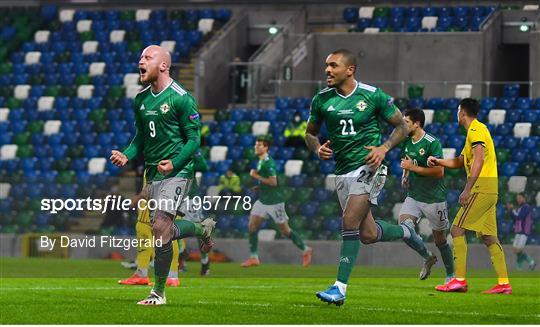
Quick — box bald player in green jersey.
[110,45,215,305]
[306,49,410,306]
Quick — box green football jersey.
[309,81,398,175]
[402,132,447,203]
[123,80,201,181]
[257,155,284,205]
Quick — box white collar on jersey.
[150,79,174,98]
[334,80,359,99]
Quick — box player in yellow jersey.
[428,98,511,294]
[118,172,180,287]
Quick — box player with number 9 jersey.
[123,80,201,182]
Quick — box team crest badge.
[160,103,170,114]
[356,101,367,111]
[419,148,425,156]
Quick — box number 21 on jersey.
[339,119,356,135]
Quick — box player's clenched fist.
[157,160,174,176]
[110,150,128,167]
[427,156,439,167]
[318,140,333,160]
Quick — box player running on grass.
[398,109,454,283]
[241,136,313,268]
[110,45,215,305]
[428,98,511,294]
[305,49,409,306]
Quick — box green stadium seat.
[56,52,71,63]
[120,10,135,21]
[318,202,339,217]
[289,215,306,230]
[520,163,535,176]
[306,175,323,188]
[495,148,510,163]
[60,85,77,97]
[294,187,312,204]
[408,85,424,99]
[0,62,12,74]
[214,110,229,122]
[301,160,319,175]
[128,41,143,53]
[531,124,540,136]
[231,158,248,173]
[394,98,408,110]
[498,176,509,192]
[170,9,186,20]
[79,31,95,42]
[67,145,85,158]
[93,120,109,133]
[108,86,124,98]
[104,96,119,108]
[234,121,251,134]
[30,199,41,212]
[527,177,540,191]
[500,191,515,204]
[433,110,451,123]
[57,170,75,184]
[28,73,44,85]
[27,121,44,134]
[238,172,251,186]
[242,148,256,161]
[89,108,106,123]
[13,132,31,145]
[16,144,33,158]
[286,202,300,215]
[75,74,92,86]
[45,86,60,97]
[282,187,293,202]
[373,7,390,17]
[6,97,21,109]
[54,158,72,171]
[18,211,33,229]
[293,148,310,161]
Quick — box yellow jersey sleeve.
[463,120,498,194]
[137,169,151,224]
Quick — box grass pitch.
[1,257,539,324]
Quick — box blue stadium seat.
[207,133,222,146]
[447,135,465,149]
[406,7,422,17]
[343,7,359,23]
[454,6,469,17]
[219,121,236,134]
[230,109,246,121]
[270,121,287,135]
[505,110,521,123]
[480,97,497,111]
[223,133,239,147]
[202,171,220,186]
[515,97,531,110]
[422,7,438,17]
[356,18,371,31]
[497,97,514,110]
[408,98,424,109]
[390,16,404,29]
[503,137,520,149]
[372,16,388,29]
[323,217,341,233]
[301,202,318,217]
[522,110,539,123]
[503,83,520,98]
[262,110,278,122]
[501,162,519,177]
[521,136,539,150]
[273,134,286,147]
[0,131,13,145]
[215,8,232,22]
[494,122,513,136]
[532,98,540,110]
[227,146,243,160]
[320,161,335,175]
[80,132,97,146]
[390,7,405,18]
[51,144,68,160]
[405,16,421,32]
[512,149,527,162]
[426,97,444,110]
[246,109,263,121]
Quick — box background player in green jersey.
[305,49,409,306]
[242,136,313,268]
[399,109,454,283]
[110,45,215,305]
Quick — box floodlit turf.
[1,257,539,324]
